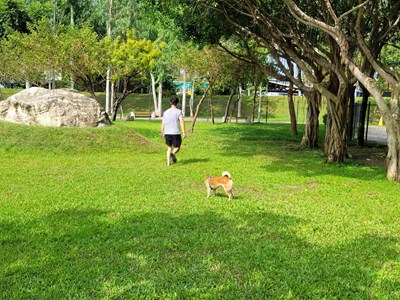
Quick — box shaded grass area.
[1,120,400,299]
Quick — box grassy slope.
[0,118,398,299]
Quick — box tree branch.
[355,0,398,86]
[338,1,370,22]
[283,0,336,36]
[323,0,339,24]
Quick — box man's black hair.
[170,97,179,106]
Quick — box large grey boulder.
[0,87,106,127]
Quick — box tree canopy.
[154,0,400,180]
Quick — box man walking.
[161,97,186,166]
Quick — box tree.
[214,1,359,161]
[60,25,109,97]
[89,0,177,116]
[220,38,300,131]
[173,42,205,118]
[283,0,400,180]
[0,0,30,38]
[148,30,180,117]
[0,20,109,95]
[104,30,162,120]
[138,4,190,117]
[185,46,231,131]
[0,19,64,87]
[216,40,258,123]
[156,0,328,148]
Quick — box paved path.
[366,126,387,145]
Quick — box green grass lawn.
[0,119,399,299]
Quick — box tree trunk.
[105,67,111,114]
[349,63,400,180]
[111,78,128,121]
[112,101,120,121]
[189,80,195,117]
[251,82,258,125]
[322,39,351,163]
[301,90,320,148]
[157,82,163,117]
[69,4,75,90]
[48,70,53,90]
[150,72,157,114]
[86,82,97,100]
[288,81,298,135]
[182,69,187,117]
[257,84,262,122]
[356,85,370,146]
[385,125,400,181]
[105,0,112,114]
[324,94,349,163]
[224,91,234,123]
[70,4,74,25]
[346,84,356,143]
[385,89,400,181]
[210,91,215,125]
[238,85,242,117]
[229,96,239,123]
[111,81,115,116]
[112,95,126,121]
[189,87,210,133]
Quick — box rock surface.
[0,87,104,127]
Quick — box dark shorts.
[165,134,182,148]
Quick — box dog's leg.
[223,186,233,200]
[206,185,211,198]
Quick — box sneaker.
[170,153,177,163]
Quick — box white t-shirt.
[163,107,182,135]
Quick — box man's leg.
[170,147,179,163]
[171,135,182,162]
[166,146,172,166]
[172,147,180,155]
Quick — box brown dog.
[205,171,233,200]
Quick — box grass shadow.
[180,158,210,165]
[1,208,398,298]
[210,123,386,181]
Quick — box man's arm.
[160,119,165,137]
[179,116,186,138]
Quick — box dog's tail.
[222,171,231,179]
